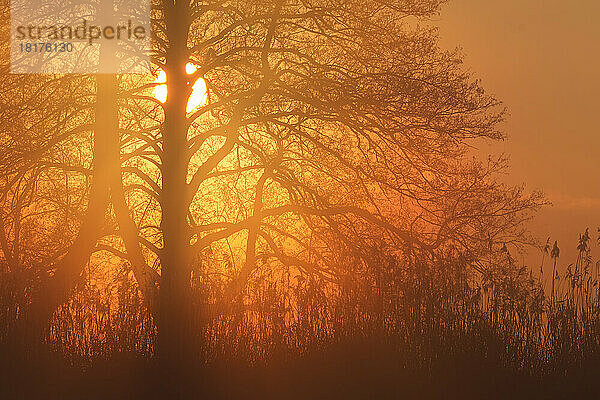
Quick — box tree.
[0,0,543,363]
[0,1,159,339]
[145,0,542,360]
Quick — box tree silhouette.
[147,0,542,360]
[0,0,544,363]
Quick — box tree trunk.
[158,0,193,364]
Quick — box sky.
[434,0,600,270]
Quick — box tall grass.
[2,231,600,396]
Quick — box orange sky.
[436,0,600,268]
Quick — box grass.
[2,231,600,398]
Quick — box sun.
[153,63,208,113]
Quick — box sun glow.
[153,63,208,113]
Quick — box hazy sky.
[436,0,600,267]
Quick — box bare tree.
[140,0,543,360]
[0,0,543,362]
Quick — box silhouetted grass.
[2,233,600,399]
